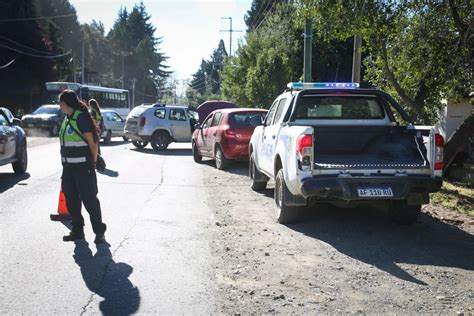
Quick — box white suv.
[124,104,197,150]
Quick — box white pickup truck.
[249,82,443,224]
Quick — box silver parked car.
[0,107,27,174]
[124,104,198,150]
[100,110,126,143]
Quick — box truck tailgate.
[313,126,429,169]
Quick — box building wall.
[437,98,473,142]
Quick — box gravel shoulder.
[203,160,474,314]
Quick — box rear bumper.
[300,175,442,202]
[221,140,250,160]
[22,122,56,129]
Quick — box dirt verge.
[204,161,474,314]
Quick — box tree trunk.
[379,42,432,124]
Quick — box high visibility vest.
[91,109,103,131]
[91,109,102,123]
[59,109,91,167]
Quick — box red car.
[192,108,268,169]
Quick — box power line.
[0,35,57,55]
[251,0,271,29]
[189,82,208,90]
[0,58,16,69]
[0,14,75,22]
[134,89,158,98]
[189,77,207,87]
[0,43,72,59]
[189,80,210,90]
[254,1,277,32]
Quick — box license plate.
[358,187,393,197]
[27,124,33,128]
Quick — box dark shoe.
[94,234,106,244]
[63,232,85,242]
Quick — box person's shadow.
[73,241,140,315]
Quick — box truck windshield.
[295,95,385,120]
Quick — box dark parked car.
[0,107,27,174]
[192,108,267,170]
[21,104,63,136]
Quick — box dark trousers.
[62,166,106,235]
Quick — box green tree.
[107,2,170,104]
[222,2,355,108]
[221,3,302,108]
[81,21,113,85]
[35,0,82,81]
[0,0,55,113]
[245,0,289,31]
[303,0,472,124]
[186,40,228,106]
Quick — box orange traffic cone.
[50,183,71,221]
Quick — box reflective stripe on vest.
[59,109,91,166]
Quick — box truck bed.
[313,125,429,169]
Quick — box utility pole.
[132,77,136,109]
[351,35,362,83]
[121,51,125,89]
[303,19,313,82]
[72,53,76,83]
[112,50,132,89]
[81,42,85,84]
[220,17,242,56]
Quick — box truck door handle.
[263,135,266,139]
[213,133,217,136]
[272,135,276,139]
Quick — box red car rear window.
[229,112,266,126]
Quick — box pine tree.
[107,2,169,104]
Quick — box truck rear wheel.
[390,200,421,224]
[250,155,267,191]
[275,169,303,224]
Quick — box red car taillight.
[139,117,146,127]
[296,134,313,169]
[434,133,444,171]
[223,127,235,139]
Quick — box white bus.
[45,82,130,118]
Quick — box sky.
[69,0,252,82]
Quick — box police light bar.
[287,82,359,89]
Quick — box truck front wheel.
[250,155,267,191]
[275,169,303,224]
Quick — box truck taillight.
[297,134,313,169]
[139,117,146,127]
[435,133,444,171]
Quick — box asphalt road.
[0,138,218,314]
